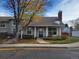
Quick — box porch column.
[34,27,36,38]
[46,27,48,37]
[58,28,61,36]
[21,30,23,39]
[57,28,59,36]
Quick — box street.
[0,48,79,59]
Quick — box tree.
[65,24,69,28]
[6,0,47,39]
[75,24,79,30]
[69,18,79,30]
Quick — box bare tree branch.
[19,0,32,20]
[6,0,46,38]
[22,0,43,30]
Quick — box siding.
[8,20,16,34]
[72,31,79,37]
[0,23,8,33]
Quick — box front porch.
[21,26,61,39]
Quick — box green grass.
[45,37,79,44]
[0,39,8,44]
[0,38,37,44]
[0,39,3,44]
[0,37,79,44]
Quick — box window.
[27,30,31,34]
[13,29,16,33]
[13,22,16,25]
[53,31,57,35]
[48,28,57,37]
[0,24,5,27]
[52,28,57,35]
[27,27,32,35]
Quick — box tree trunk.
[16,25,23,39]
[15,30,19,41]
[15,21,20,40]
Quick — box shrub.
[0,33,8,39]
[22,35,34,39]
[61,35,68,40]
[43,36,66,40]
[43,37,52,40]
[62,32,69,36]
[0,33,15,39]
[52,36,62,40]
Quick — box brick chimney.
[58,10,62,22]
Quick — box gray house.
[0,17,16,34]
[0,11,63,38]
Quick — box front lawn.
[0,39,4,44]
[44,37,79,44]
[16,39,38,44]
[0,39,8,44]
[1,37,79,44]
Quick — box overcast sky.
[0,0,79,24]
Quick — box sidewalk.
[0,42,79,48]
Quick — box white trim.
[56,28,58,36]
[58,28,61,36]
[60,28,62,36]
[21,30,23,39]
[34,27,36,38]
[46,27,48,37]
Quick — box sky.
[0,0,79,24]
[45,0,79,24]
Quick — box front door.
[39,31,43,38]
[38,28,43,38]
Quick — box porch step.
[36,38,48,44]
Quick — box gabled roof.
[0,17,14,22]
[28,17,60,26]
[0,16,62,26]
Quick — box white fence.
[72,31,79,37]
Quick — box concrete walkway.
[36,38,48,44]
[1,38,79,48]
[0,42,79,48]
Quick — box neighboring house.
[70,27,79,37]
[72,30,79,37]
[62,24,70,36]
[0,11,64,38]
[0,17,16,35]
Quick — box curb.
[0,44,78,48]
